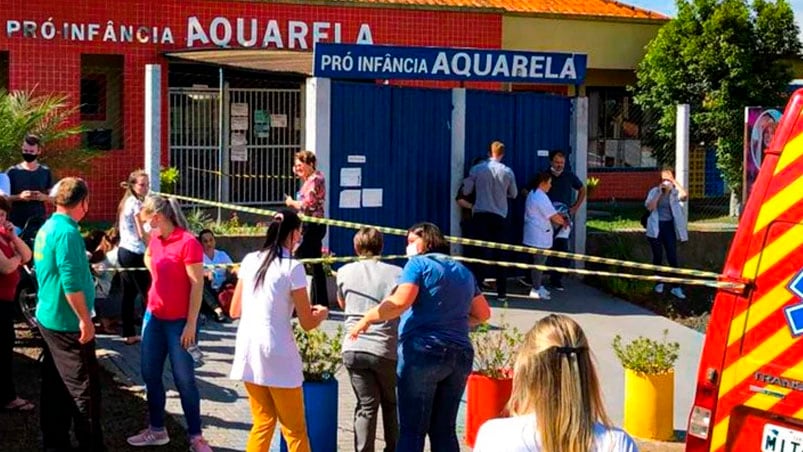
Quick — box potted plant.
[612,330,680,441]
[465,319,523,448]
[280,323,344,452]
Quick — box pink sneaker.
[190,435,213,452]
[127,427,170,446]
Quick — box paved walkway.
[95,278,703,451]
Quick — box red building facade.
[1,0,501,220]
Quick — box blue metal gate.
[328,83,571,258]
[328,82,453,258]
[465,91,571,245]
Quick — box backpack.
[640,210,650,229]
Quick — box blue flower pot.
[280,378,338,452]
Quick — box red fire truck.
[686,90,803,451]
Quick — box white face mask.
[551,166,563,176]
[406,243,419,257]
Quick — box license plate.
[763,423,803,452]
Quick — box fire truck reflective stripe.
[727,275,795,346]
[719,328,794,397]
[753,176,803,233]
[711,390,792,452]
[712,366,801,451]
[742,224,803,279]
[775,119,803,175]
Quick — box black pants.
[201,280,222,316]
[343,351,398,452]
[296,222,329,307]
[471,212,508,298]
[118,248,151,338]
[546,237,570,286]
[0,301,18,406]
[38,325,104,452]
[649,220,679,268]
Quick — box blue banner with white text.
[313,43,587,84]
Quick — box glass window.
[587,87,656,169]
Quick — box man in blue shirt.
[545,150,586,291]
[462,141,517,301]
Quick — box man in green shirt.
[34,177,105,451]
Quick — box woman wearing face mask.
[350,223,492,452]
[117,170,151,344]
[229,209,329,452]
[127,195,212,452]
[473,314,637,452]
[284,150,329,308]
[644,167,688,300]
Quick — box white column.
[144,64,162,192]
[570,96,588,268]
[305,77,331,247]
[450,88,467,255]
[676,104,690,218]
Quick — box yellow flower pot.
[623,369,674,441]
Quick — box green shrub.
[159,166,179,194]
[470,316,523,380]
[612,329,679,375]
[293,323,343,382]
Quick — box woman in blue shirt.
[350,222,491,452]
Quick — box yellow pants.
[244,382,311,452]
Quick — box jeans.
[343,351,398,452]
[396,336,474,452]
[296,223,329,307]
[140,311,202,436]
[649,220,679,268]
[470,212,508,298]
[38,325,105,451]
[118,248,150,338]
[546,237,569,286]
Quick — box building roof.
[324,0,668,20]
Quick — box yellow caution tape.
[187,166,296,180]
[152,191,722,280]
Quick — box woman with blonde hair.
[473,314,637,452]
[127,195,212,452]
[117,169,151,344]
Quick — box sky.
[628,0,803,35]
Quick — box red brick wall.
[588,169,659,201]
[1,0,502,221]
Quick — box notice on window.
[270,114,288,128]
[340,167,362,187]
[362,188,383,208]
[231,103,249,117]
[231,145,248,162]
[339,189,361,209]
[231,116,249,131]
[254,110,270,138]
[231,132,248,162]
[347,155,367,164]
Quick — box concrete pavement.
[95,277,703,450]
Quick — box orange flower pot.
[465,372,513,448]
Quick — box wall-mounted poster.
[744,107,782,205]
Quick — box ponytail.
[141,194,190,231]
[253,209,302,290]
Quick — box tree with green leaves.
[0,89,99,173]
[634,0,800,204]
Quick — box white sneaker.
[670,287,687,300]
[127,428,170,447]
[654,283,665,294]
[529,287,551,300]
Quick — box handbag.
[640,210,650,229]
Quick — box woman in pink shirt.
[284,150,328,307]
[126,195,212,452]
